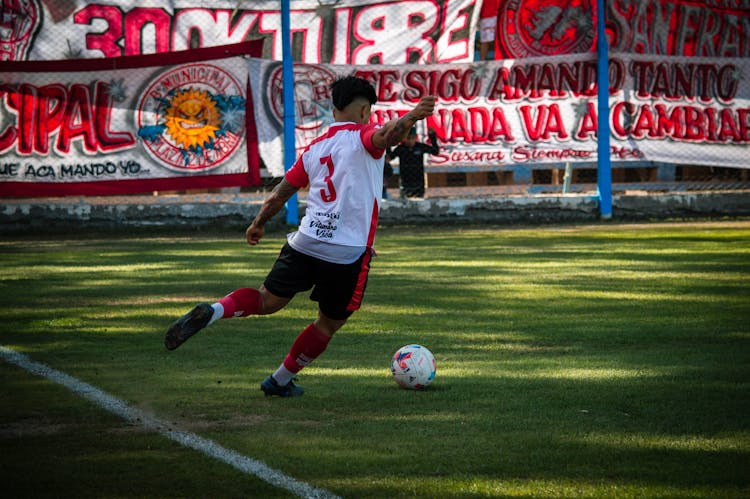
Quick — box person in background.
[388,128,439,199]
[382,155,394,199]
[479,0,500,61]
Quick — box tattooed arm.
[372,96,437,149]
[246,178,300,246]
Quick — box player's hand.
[246,224,264,246]
[411,96,437,120]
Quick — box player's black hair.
[330,75,377,111]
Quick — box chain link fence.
[1,0,748,201]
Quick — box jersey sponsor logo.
[309,211,341,239]
[136,63,245,172]
[499,0,595,58]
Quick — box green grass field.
[2,221,749,498]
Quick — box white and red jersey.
[285,122,386,263]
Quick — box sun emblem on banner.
[164,89,221,150]
[136,63,245,172]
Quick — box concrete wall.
[1,191,749,234]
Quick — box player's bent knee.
[258,286,291,315]
[315,314,347,337]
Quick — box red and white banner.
[0,41,263,197]
[5,1,745,64]
[2,0,479,64]
[249,53,750,176]
[610,53,750,167]
[491,0,750,59]
[606,0,750,57]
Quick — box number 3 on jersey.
[319,155,337,202]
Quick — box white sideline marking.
[0,346,339,499]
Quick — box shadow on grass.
[2,226,749,497]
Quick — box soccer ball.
[391,344,436,389]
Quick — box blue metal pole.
[281,0,298,225]
[596,0,612,219]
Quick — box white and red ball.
[391,344,436,389]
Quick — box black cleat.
[260,375,304,397]
[165,303,213,351]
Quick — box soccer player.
[165,76,437,397]
[478,0,500,61]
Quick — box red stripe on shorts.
[347,249,372,312]
[347,200,379,312]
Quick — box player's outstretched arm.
[373,96,437,149]
[246,178,299,246]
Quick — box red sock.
[282,323,332,373]
[218,288,262,318]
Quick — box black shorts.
[263,243,372,320]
